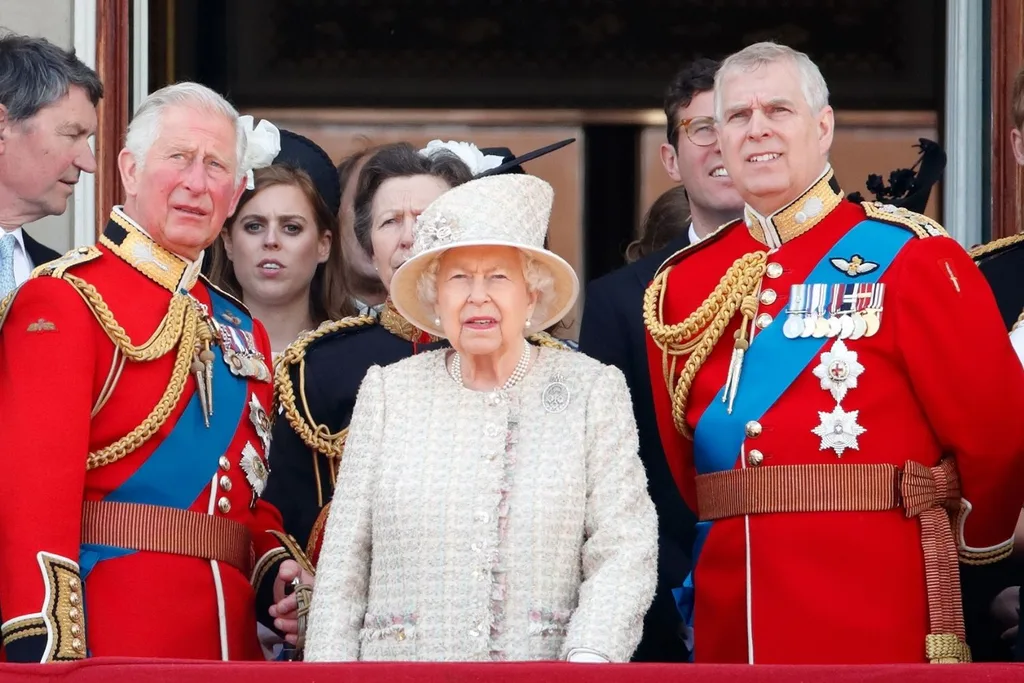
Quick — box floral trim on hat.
[416,214,457,251]
[419,139,505,176]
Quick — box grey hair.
[124,82,247,182]
[0,32,103,122]
[714,41,830,121]
[417,249,556,325]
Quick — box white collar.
[687,221,700,245]
[0,226,26,253]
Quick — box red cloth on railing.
[0,659,1022,682]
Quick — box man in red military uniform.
[0,83,313,662]
[644,41,1024,664]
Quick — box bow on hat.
[238,114,282,190]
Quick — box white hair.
[417,249,556,325]
[124,82,247,182]
[713,42,830,121]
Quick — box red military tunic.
[0,208,310,662]
[645,169,1024,664]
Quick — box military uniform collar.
[379,298,439,343]
[100,207,205,293]
[744,165,844,248]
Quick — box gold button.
[748,450,764,466]
[760,289,777,305]
[766,263,784,279]
[745,421,762,438]
[219,475,232,492]
[68,577,79,590]
[218,497,231,514]
[219,456,230,471]
[71,624,81,636]
[72,637,84,652]
[755,313,773,329]
[69,607,80,621]
[68,592,79,605]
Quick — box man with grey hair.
[644,41,1024,664]
[0,81,314,663]
[0,32,102,296]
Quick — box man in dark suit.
[577,58,744,662]
[0,33,102,296]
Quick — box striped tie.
[0,233,16,299]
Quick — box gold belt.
[81,500,252,574]
[695,460,971,664]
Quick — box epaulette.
[861,201,948,239]
[654,219,739,278]
[273,314,377,458]
[31,244,102,279]
[969,232,1024,262]
[527,331,576,351]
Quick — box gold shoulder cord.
[274,315,376,459]
[969,232,1024,261]
[643,252,768,439]
[527,331,572,350]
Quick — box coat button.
[219,456,230,471]
[755,313,773,329]
[218,497,231,514]
[760,289,777,305]
[219,475,232,492]
[69,607,80,621]
[745,421,762,438]
[68,592,79,605]
[766,263,784,279]
[748,450,764,466]
[72,638,84,652]
[71,624,81,637]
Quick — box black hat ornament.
[846,138,946,215]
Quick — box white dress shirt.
[1010,325,1024,366]
[687,222,700,245]
[1,227,33,287]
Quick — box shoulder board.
[31,245,102,280]
[527,331,576,351]
[969,232,1024,262]
[199,274,253,318]
[273,313,376,458]
[861,201,948,239]
[654,219,739,278]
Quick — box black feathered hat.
[846,138,946,215]
[269,129,342,216]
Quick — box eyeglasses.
[675,116,717,147]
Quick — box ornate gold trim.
[268,530,317,577]
[861,201,948,240]
[527,331,573,350]
[305,502,332,563]
[379,298,440,343]
[1,616,47,647]
[274,314,376,458]
[969,231,1024,261]
[251,547,288,590]
[102,209,200,292]
[37,552,86,661]
[744,168,844,247]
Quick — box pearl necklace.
[450,338,532,390]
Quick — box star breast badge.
[811,339,864,402]
[812,405,866,457]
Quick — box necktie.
[0,233,17,299]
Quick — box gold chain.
[86,300,201,470]
[643,252,767,438]
[65,274,190,361]
[274,315,376,458]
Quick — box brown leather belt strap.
[81,500,253,574]
[695,460,971,663]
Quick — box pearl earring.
[434,317,441,327]
[525,319,532,329]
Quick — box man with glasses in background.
[577,57,744,662]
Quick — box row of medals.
[782,309,881,340]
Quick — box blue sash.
[674,219,913,644]
[80,289,252,578]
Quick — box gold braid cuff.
[643,252,768,439]
[274,315,376,458]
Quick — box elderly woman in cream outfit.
[303,173,658,663]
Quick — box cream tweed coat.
[304,347,658,662]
